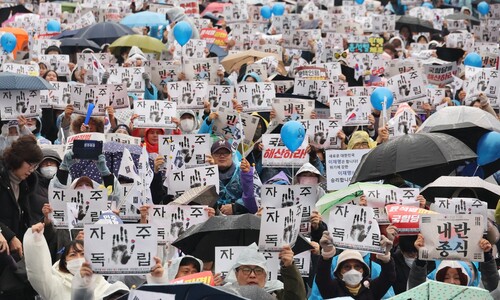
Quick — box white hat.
[333,250,370,277]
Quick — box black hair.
[58,240,84,274]
[180,257,201,272]
[398,235,418,254]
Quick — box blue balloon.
[370,87,394,111]
[272,3,285,16]
[422,2,433,8]
[173,21,193,46]
[478,1,490,15]
[355,0,364,4]
[477,132,500,166]
[464,52,482,68]
[261,6,272,19]
[280,121,306,153]
[1,32,17,53]
[47,20,61,32]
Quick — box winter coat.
[218,163,256,215]
[24,229,129,300]
[0,160,38,243]
[315,256,396,300]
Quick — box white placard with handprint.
[293,79,330,104]
[40,81,72,109]
[387,108,417,137]
[212,107,260,147]
[329,96,371,126]
[166,165,220,198]
[386,71,428,104]
[430,198,488,231]
[107,67,145,92]
[173,39,207,60]
[133,100,177,129]
[39,54,70,76]
[84,224,157,274]
[48,188,108,229]
[236,82,276,113]
[150,60,180,87]
[327,204,384,254]
[149,204,209,244]
[260,185,317,235]
[272,98,315,124]
[159,134,210,170]
[208,85,234,112]
[258,204,302,252]
[167,81,208,109]
[0,90,41,120]
[71,84,110,116]
[2,63,40,76]
[108,183,141,221]
[300,119,342,149]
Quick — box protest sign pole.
[382,97,387,128]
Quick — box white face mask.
[342,269,363,286]
[180,118,195,132]
[66,257,85,275]
[404,256,415,268]
[40,166,58,179]
[28,125,37,132]
[299,176,318,185]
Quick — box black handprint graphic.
[283,209,295,244]
[149,110,164,122]
[314,122,327,145]
[189,169,202,188]
[281,189,295,207]
[349,208,372,242]
[180,136,194,164]
[399,82,411,97]
[111,227,134,265]
[170,207,186,237]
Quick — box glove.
[142,72,151,88]
[96,154,111,176]
[376,235,393,263]
[101,71,110,84]
[60,151,75,171]
[478,93,490,107]
[319,231,336,259]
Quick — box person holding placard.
[315,232,395,299]
[408,234,499,292]
[224,243,306,300]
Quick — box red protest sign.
[169,271,215,286]
[386,204,438,235]
[200,28,228,48]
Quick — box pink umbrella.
[201,2,231,15]
[1,13,35,27]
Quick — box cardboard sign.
[167,81,208,109]
[261,134,309,167]
[386,204,437,235]
[0,90,41,120]
[300,119,342,149]
[325,149,370,191]
[272,98,315,123]
[236,82,275,113]
[166,165,220,197]
[133,100,177,128]
[259,205,302,251]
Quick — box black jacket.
[0,160,37,243]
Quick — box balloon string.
[472,165,480,176]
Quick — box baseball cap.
[211,140,231,153]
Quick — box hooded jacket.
[164,7,200,48]
[293,162,326,199]
[166,255,204,281]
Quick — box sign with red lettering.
[200,28,228,48]
[262,134,309,167]
[170,271,214,286]
[386,204,438,235]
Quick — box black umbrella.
[73,22,136,45]
[445,12,480,24]
[172,214,313,262]
[0,5,31,25]
[51,29,80,40]
[59,38,101,54]
[420,176,500,209]
[417,106,500,152]
[0,72,54,90]
[350,133,477,187]
[396,16,439,33]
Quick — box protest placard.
[212,106,259,147]
[327,204,384,254]
[223,3,249,23]
[109,183,141,221]
[166,165,220,197]
[388,107,417,137]
[128,290,175,300]
[150,60,181,87]
[259,205,302,251]
[167,81,208,109]
[133,100,177,128]
[293,79,330,104]
[48,188,107,228]
[236,82,275,113]
[430,198,488,231]
[84,223,157,274]
[105,133,141,146]
[0,90,41,120]
[108,67,145,92]
[208,85,234,111]
[423,61,458,85]
[174,39,207,60]
[301,119,342,149]
[329,96,371,126]
[71,84,109,116]
[325,149,370,191]
[159,134,210,170]
[200,28,228,48]
[386,204,437,235]
[261,184,317,235]
[2,63,39,76]
[183,57,218,83]
[419,214,484,261]
[149,204,208,244]
[262,134,309,167]
[386,71,428,103]
[272,98,315,123]
[170,271,215,285]
[39,54,70,75]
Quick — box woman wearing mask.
[315,232,395,299]
[173,110,199,134]
[24,222,165,300]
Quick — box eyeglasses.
[214,151,231,158]
[334,52,348,59]
[237,266,265,276]
[27,162,40,171]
